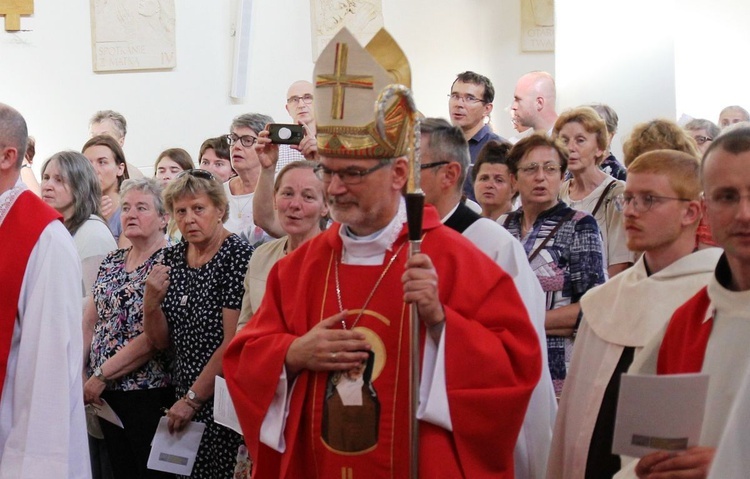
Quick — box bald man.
[277,80,318,173]
[511,71,559,135]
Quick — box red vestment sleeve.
[657,287,713,375]
[224,212,542,479]
[420,236,542,478]
[224,259,298,478]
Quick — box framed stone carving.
[521,0,554,52]
[90,0,176,72]
[310,0,383,61]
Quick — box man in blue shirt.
[448,71,505,202]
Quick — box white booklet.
[613,373,709,458]
[90,399,123,428]
[147,417,206,475]
[214,375,243,435]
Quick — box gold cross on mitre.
[0,0,33,31]
[313,28,413,159]
[316,42,375,120]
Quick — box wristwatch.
[186,389,203,404]
[93,367,109,383]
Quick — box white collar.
[338,197,406,265]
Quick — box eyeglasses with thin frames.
[614,193,691,213]
[693,135,713,145]
[287,94,314,105]
[226,133,258,148]
[313,162,390,185]
[447,93,486,105]
[420,161,450,171]
[516,162,562,177]
[177,169,217,182]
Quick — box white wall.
[555,0,750,160]
[675,0,750,123]
[555,0,677,161]
[0,0,553,177]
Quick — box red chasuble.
[0,189,62,399]
[657,287,713,375]
[225,205,541,479]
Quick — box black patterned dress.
[161,234,252,478]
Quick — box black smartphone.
[268,124,305,145]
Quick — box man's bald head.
[512,71,558,131]
[0,103,28,169]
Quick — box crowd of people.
[2,25,750,479]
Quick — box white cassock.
[708,353,750,477]
[548,248,721,479]
[454,205,556,479]
[616,255,750,478]
[0,182,91,479]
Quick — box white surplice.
[0,181,91,479]
[550,248,721,479]
[456,206,556,479]
[616,253,750,479]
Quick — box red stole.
[290,243,414,478]
[0,190,61,398]
[657,287,713,374]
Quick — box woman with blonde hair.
[554,107,633,278]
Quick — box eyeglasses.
[614,193,691,213]
[226,133,258,147]
[420,161,450,171]
[517,162,562,177]
[177,169,217,182]
[313,161,390,185]
[448,93,486,104]
[287,94,314,105]
[693,135,713,145]
[704,191,750,210]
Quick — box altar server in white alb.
[0,103,91,479]
[616,126,750,479]
[548,149,720,479]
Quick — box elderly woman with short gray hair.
[223,112,274,246]
[82,178,173,479]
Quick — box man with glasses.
[511,71,558,136]
[225,28,541,478]
[277,80,318,173]
[548,149,721,479]
[448,71,504,202]
[618,127,750,479]
[418,117,555,479]
[684,118,720,155]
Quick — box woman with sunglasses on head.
[143,169,253,478]
[554,107,633,278]
[83,135,131,248]
[224,113,274,247]
[499,134,606,397]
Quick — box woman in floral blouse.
[499,134,606,397]
[83,178,173,479]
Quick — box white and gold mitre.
[314,28,413,159]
